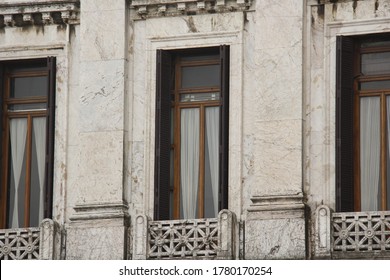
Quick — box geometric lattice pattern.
[148,218,218,259]
[0,227,40,260]
[332,211,390,252]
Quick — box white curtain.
[33,117,46,223]
[10,118,28,228]
[180,108,199,219]
[360,97,381,211]
[206,107,220,217]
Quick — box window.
[0,58,56,229]
[154,46,229,220]
[336,34,390,212]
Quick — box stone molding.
[247,194,305,219]
[130,0,252,19]
[70,202,129,224]
[0,0,80,28]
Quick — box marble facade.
[1,0,390,259]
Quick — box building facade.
[0,0,389,260]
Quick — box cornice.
[130,0,252,19]
[0,0,80,28]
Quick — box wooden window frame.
[0,58,56,229]
[154,46,229,220]
[336,34,390,212]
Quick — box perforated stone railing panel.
[0,227,40,260]
[332,211,390,253]
[148,218,219,259]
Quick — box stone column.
[243,0,306,259]
[66,0,130,259]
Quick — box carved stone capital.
[130,0,252,19]
[0,0,80,28]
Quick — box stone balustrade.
[314,205,390,259]
[0,219,60,260]
[133,209,236,259]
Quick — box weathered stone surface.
[245,195,306,259]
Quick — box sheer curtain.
[360,97,380,211]
[206,107,220,217]
[33,117,47,223]
[10,118,28,228]
[180,108,200,219]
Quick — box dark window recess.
[154,46,229,220]
[0,57,56,229]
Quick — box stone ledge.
[247,194,305,220]
[70,202,129,224]
[130,0,252,19]
[0,0,80,28]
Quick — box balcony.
[332,211,390,259]
[133,210,236,260]
[314,206,390,259]
[0,219,60,260]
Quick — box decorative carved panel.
[0,0,80,28]
[130,0,252,19]
[0,227,40,260]
[332,211,390,253]
[148,218,219,259]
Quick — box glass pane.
[180,108,200,219]
[360,97,381,211]
[361,40,390,48]
[30,117,47,227]
[181,54,219,61]
[10,76,48,98]
[8,103,47,112]
[204,107,220,218]
[8,118,28,228]
[361,52,390,75]
[180,92,220,102]
[181,65,219,88]
[360,80,390,90]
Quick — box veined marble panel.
[76,131,124,204]
[253,119,303,196]
[79,60,125,132]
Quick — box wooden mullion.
[176,101,220,108]
[178,87,220,94]
[359,46,390,54]
[173,56,181,220]
[198,105,205,218]
[381,93,387,210]
[8,71,48,78]
[180,60,220,67]
[24,115,33,227]
[5,97,48,104]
